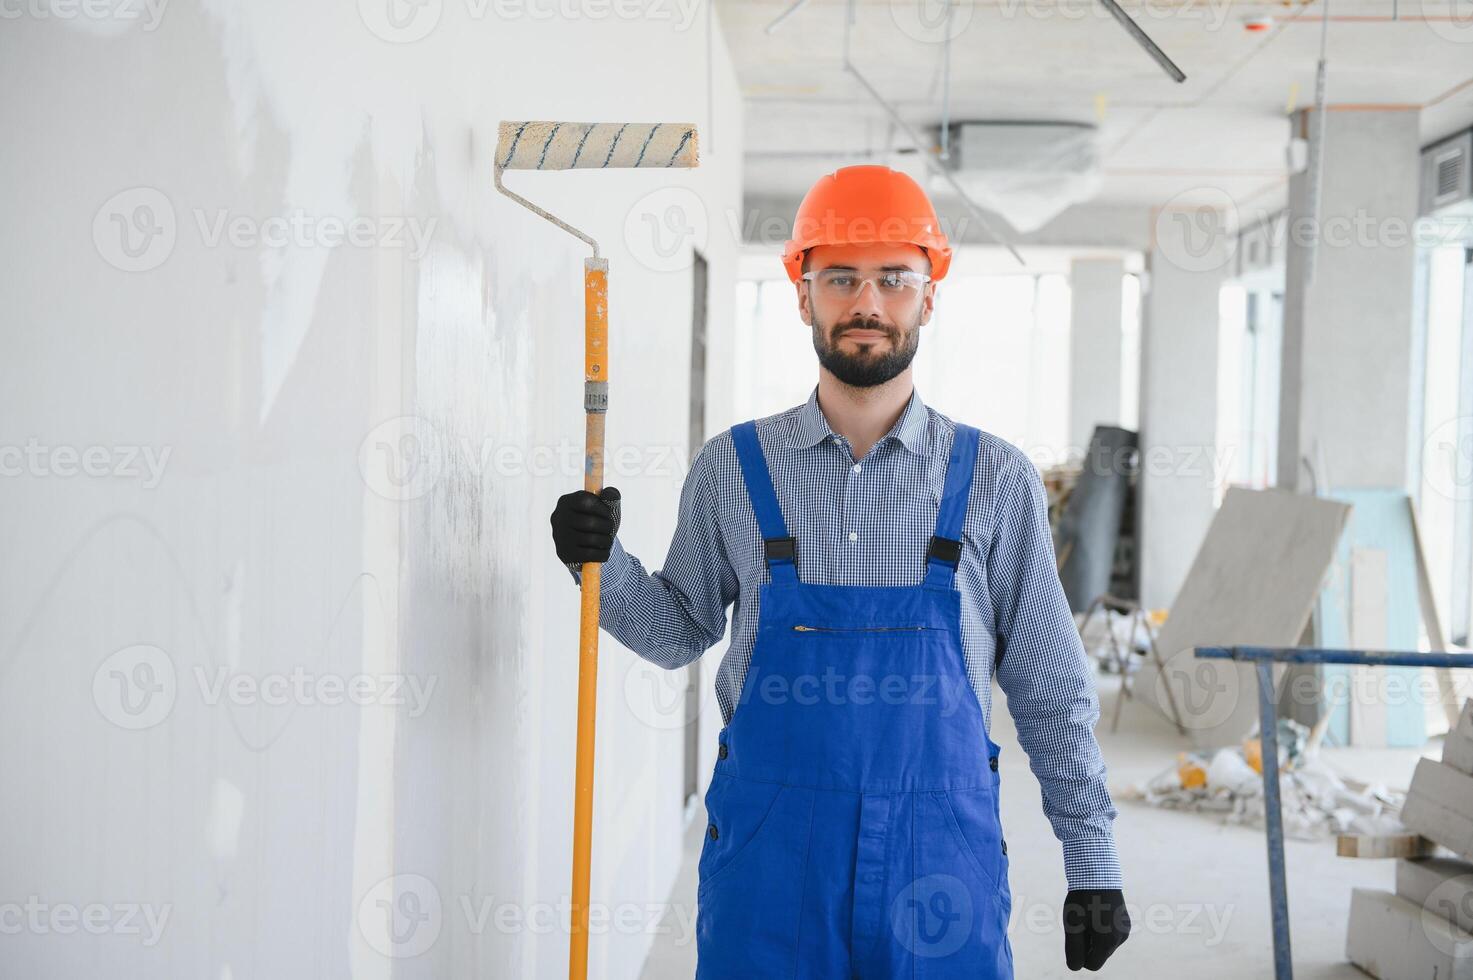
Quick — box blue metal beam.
[1190,644,1473,979]
[1196,645,1471,668]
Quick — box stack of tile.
[1346,699,1473,979]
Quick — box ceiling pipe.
[1095,0,1187,82]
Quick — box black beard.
[812,314,920,388]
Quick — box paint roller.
[494,120,699,980]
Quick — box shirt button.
[848,532,858,542]
[851,463,861,474]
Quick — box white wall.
[0,4,742,979]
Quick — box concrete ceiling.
[719,0,1473,246]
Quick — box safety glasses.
[800,268,932,301]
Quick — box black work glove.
[1063,888,1130,971]
[550,486,622,572]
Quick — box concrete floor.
[639,670,1433,979]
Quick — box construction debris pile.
[1346,698,1473,978]
[1119,719,1406,841]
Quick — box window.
[1415,245,1473,645]
[735,271,1078,466]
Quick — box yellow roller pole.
[570,256,608,980]
[491,119,697,980]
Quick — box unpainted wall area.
[0,4,742,979]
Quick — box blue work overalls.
[694,420,1014,979]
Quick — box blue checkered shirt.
[573,385,1123,890]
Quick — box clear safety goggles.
[800,268,932,301]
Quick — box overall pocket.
[936,787,1009,901]
[697,774,786,895]
[695,776,814,980]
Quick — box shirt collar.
[789,384,932,457]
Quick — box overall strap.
[731,421,799,585]
[924,423,981,589]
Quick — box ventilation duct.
[930,121,1103,233]
[1420,128,1472,218]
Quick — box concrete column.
[1277,108,1421,491]
[1274,108,1422,740]
[1068,257,1126,453]
[1138,218,1226,611]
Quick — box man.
[550,165,1129,977]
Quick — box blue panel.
[1316,489,1424,747]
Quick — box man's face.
[797,242,936,388]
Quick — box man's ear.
[796,281,812,325]
[917,283,936,326]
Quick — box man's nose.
[847,278,886,318]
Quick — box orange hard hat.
[781,164,952,284]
